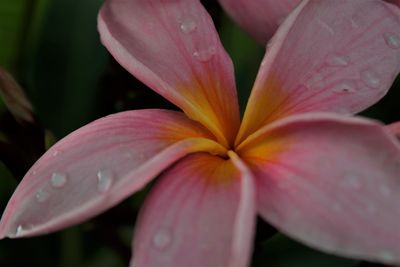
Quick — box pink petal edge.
[237,0,400,143]
[218,0,301,44]
[98,0,240,146]
[241,113,400,265]
[131,153,256,267]
[0,109,222,239]
[386,121,400,139]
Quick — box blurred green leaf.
[0,0,25,70]
[29,0,108,137]
[219,14,264,113]
[252,234,359,267]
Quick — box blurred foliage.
[0,0,399,267]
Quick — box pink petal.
[98,0,240,146]
[0,109,224,238]
[131,153,256,267]
[239,113,400,265]
[218,0,301,44]
[237,0,400,143]
[387,121,400,139]
[386,0,400,7]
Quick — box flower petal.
[387,121,400,139]
[218,0,301,44]
[98,0,240,146]
[0,109,225,239]
[237,0,400,144]
[239,113,400,265]
[131,153,256,267]
[387,0,400,7]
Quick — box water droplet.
[51,172,67,188]
[35,189,49,203]
[304,73,324,90]
[193,46,216,62]
[152,228,172,250]
[342,174,361,189]
[317,19,335,35]
[16,225,24,237]
[180,18,197,34]
[361,69,381,88]
[332,80,357,93]
[326,54,349,67]
[378,250,395,262]
[97,169,113,193]
[383,32,400,49]
[52,150,60,157]
[379,184,391,197]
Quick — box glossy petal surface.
[238,0,400,143]
[239,113,400,265]
[0,110,222,238]
[98,0,240,146]
[131,153,255,267]
[218,0,300,44]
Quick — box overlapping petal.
[238,113,400,265]
[131,153,255,267]
[98,0,240,147]
[237,0,400,144]
[387,121,400,139]
[0,110,226,239]
[218,0,301,44]
[387,0,400,7]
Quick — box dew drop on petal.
[304,74,324,90]
[383,32,400,49]
[326,54,349,67]
[152,228,172,250]
[193,46,216,62]
[52,150,60,157]
[317,19,335,35]
[51,172,67,188]
[180,18,197,34]
[97,169,113,193]
[342,173,361,190]
[332,80,357,93]
[361,69,381,89]
[35,189,49,203]
[15,225,24,237]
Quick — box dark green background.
[0,1,398,266]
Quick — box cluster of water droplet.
[301,17,400,95]
[178,16,216,63]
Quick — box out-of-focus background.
[0,1,398,266]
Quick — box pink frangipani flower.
[1,0,400,266]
